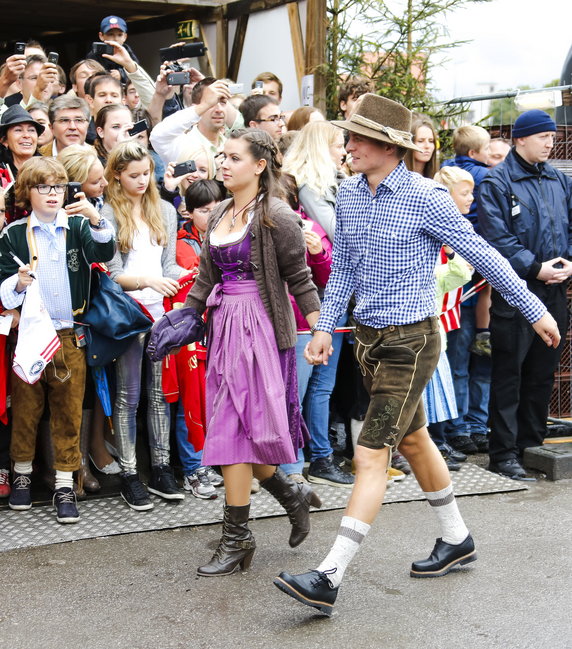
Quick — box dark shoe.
[274,569,339,617]
[439,448,461,471]
[148,464,185,500]
[470,331,491,357]
[410,534,476,578]
[449,436,478,455]
[308,455,354,488]
[441,443,467,463]
[197,503,255,577]
[8,473,32,511]
[471,433,489,453]
[391,450,411,474]
[53,487,80,524]
[121,473,154,511]
[488,458,535,481]
[260,468,322,547]
[76,459,100,494]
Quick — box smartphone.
[66,182,83,206]
[92,42,114,56]
[252,80,264,95]
[159,42,206,63]
[14,42,25,55]
[167,71,191,86]
[228,83,244,95]
[173,160,197,177]
[301,220,312,232]
[48,52,59,65]
[128,120,148,137]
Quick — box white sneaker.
[203,466,224,487]
[183,469,217,500]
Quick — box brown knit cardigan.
[184,196,321,350]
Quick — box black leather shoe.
[449,436,479,454]
[442,443,467,463]
[439,449,461,471]
[488,458,535,481]
[410,534,476,578]
[274,569,338,616]
[471,433,489,453]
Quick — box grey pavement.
[1,477,571,649]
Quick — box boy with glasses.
[0,157,115,522]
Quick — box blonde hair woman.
[58,145,108,221]
[102,141,185,511]
[282,121,345,242]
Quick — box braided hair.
[227,128,281,228]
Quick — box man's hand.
[16,264,35,293]
[153,64,177,100]
[102,41,137,74]
[304,331,334,365]
[532,311,561,347]
[536,257,570,284]
[195,80,231,115]
[31,61,58,102]
[0,55,26,96]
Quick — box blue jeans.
[174,399,202,475]
[445,305,491,439]
[113,333,171,474]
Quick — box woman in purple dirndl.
[183,129,323,576]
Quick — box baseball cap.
[100,16,128,34]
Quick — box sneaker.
[449,435,479,455]
[183,469,218,500]
[470,331,491,357]
[53,487,80,524]
[308,455,354,488]
[441,442,467,463]
[0,468,10,498]
[148,464,185,501]
[203,466,224,487]
[391,450,411,474]
[439,448,461,471]
[8,472,32,510]
[121,473,154,511]
[251,477,261,494]
[387,466,406,483]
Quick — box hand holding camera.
[95,41,137,74]
[163,160,197,192]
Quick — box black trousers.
[488,283,568,462]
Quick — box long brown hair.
[94,104,132,166]
[226,128,281,228]
[104,141,167,253]
[404,113,439,178]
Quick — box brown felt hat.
[332,93,421,151]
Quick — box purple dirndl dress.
[200,224,305,466]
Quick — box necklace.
[229,197,256,232]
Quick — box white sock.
[14,461,33,475]
[424,484,469,545]
[317,516,371,587]
[54,470,74,490]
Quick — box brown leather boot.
[197,503,255,577]
[76,410,100,494]
[260,468,322,547]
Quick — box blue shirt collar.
[357,160,409,196]
[29,209,70,231]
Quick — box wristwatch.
[90,218,104,230]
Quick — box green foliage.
[324,0,491,120]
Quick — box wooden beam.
[287,2,305,95]
[226,0,289,21]
[215,8,228,78]
[227,14,249,82]
[198,23,216,77]
[305,0,326,112]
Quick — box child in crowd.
[0,158,115,522]
[424,166,474,467]
[171,179,224,499]
[86,15,139,84]
[103,141,185,511]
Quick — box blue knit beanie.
[512,110,556,138]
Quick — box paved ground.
[1,472,571,649]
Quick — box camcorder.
[159,42,206,63]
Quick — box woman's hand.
[65,191,100,222]
[145,276,180,297]
[163,162,186,192]
[304,331,333,365]
[304,230,323,255]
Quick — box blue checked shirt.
[0,210,113,330]
[316,162,546,334]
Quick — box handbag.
[83,267,153,366]
[146,306,205,362]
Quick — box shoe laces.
[13,474,32,490]
[311,568,337,589]
[128,476,149,500]
[0,469,9,485]
[196,469,211,487]
[55,489,76,504]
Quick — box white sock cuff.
[424,483,454,503]
[55,470,74,490]
[340,516,371,538]
[14,461,33,475]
